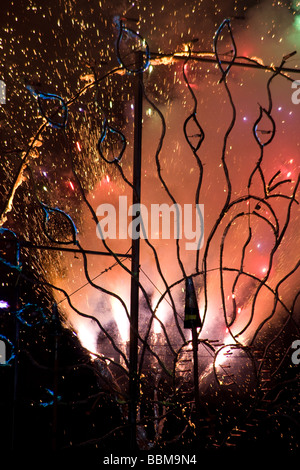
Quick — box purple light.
[0,300,9,309]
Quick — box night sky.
[0,0,299,462]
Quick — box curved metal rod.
[213,343,258,389]
[220,210,277,340]
[213,19,237,83]
[97,117,127,164]
[182,45,205,273]
[140,81,187,344]
[115,17,150,74]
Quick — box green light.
[294,14,300,31]
[293,0,300,11]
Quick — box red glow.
[76,141,81,152]
[69,181,75,190]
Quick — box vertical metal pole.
[11,242,20,451]
[192,327,200,415]
[52,303,59,452]
[11,301,20,450]
[184,276,201,426]
[129,50,143,450]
